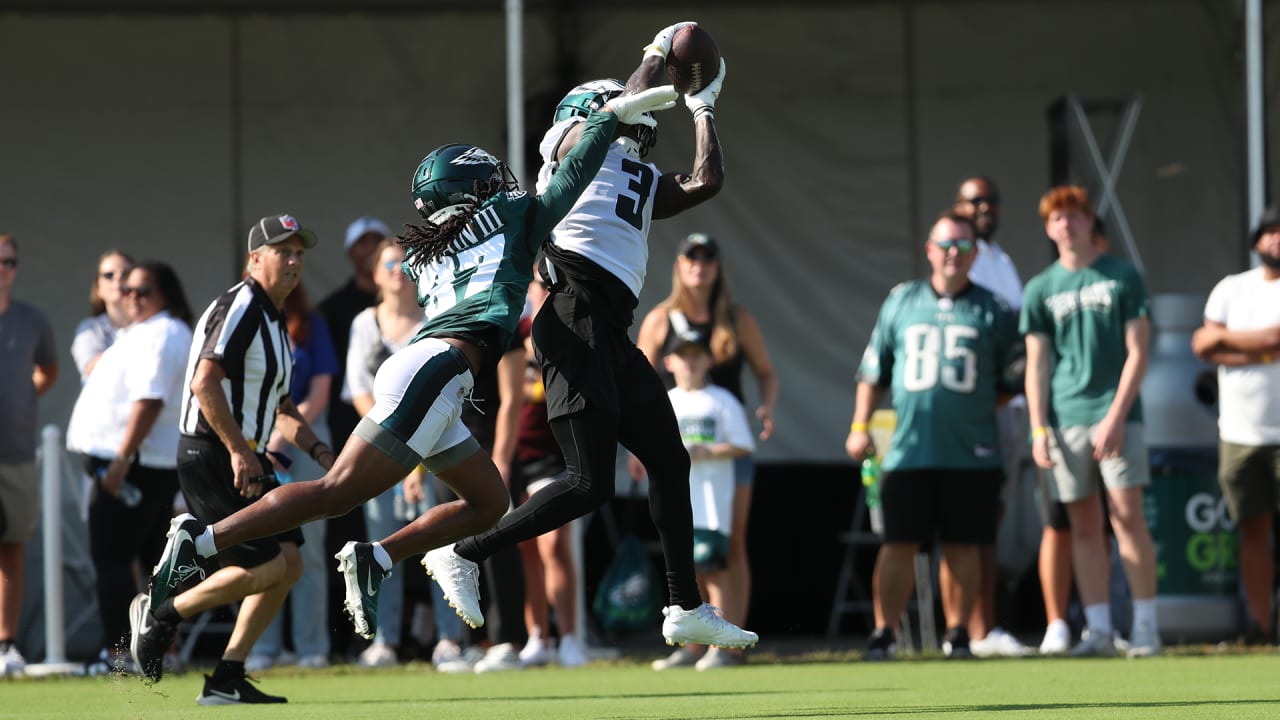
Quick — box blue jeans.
[250,441,331,659]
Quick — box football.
[666,25,720,95]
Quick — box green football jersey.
[407,111,617,350]
[859,279,1022,471]
[1019,254,1148,428]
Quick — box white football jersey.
[537,118,660,297]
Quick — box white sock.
[371,542,393,572]
[1132,598,1158,629]
[1084,603,1112,635]
[195,528,217,558]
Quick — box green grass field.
[6,651,1280,720]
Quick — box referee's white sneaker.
[661,604,758,649]
[422,544,484,629]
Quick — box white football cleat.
[661,604,758,649]
[422,544,484,629]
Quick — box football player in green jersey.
[139,88,681,665]
[847,211,1022,660]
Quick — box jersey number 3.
[614,158,655,231]
[902,324,978,393]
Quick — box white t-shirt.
[969,239,1024,310]
[667,384,755,534]
[66,311,194,468]
[342,307,426,403]
[1204,267,1280,445]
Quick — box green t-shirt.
[1019,253,1148,428]
[407,110,618,350]
[858,279,1023,471]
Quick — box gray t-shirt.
[0,299,57,462]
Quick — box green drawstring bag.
[592,533,663,635]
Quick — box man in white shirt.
[1192,206,1280,645]
[943,177,1034,657]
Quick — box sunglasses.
[123,285,154,298]
[961,194,1001,206]
[99,270,123,281]
[933,238,976,253]
[381,259,402,271]
[0,258,17,269]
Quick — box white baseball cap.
[344,216,391,251]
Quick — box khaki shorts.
[1218,441,1280,521]
[1045,423,1149,503]
[0,461,40,543]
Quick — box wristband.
[850,422,868,433]
[1032,426,1049,439]
[308,440,331,460]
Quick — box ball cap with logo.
[247,214,318,253]
[677,232,719,259]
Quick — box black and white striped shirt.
[179,276,293,450]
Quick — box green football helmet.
[553,78,657,157]
[411,144,518,223]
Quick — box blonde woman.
[71,250,134,380]
[635,233,778,669]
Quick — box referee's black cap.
[248,214,318,253]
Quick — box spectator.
[130,214,335,705]
[246,282,338,672]
[67,261,193,672]
[651,333,754,671]
[143,92,686,661]
[946,177,1033,657]
[318,215,387,657]
[1191,205,1280,645]
[635,232,778,667]
[437,28,755,652]
[1022,185,1160,658]
[0,234,58,677]
[71,250,134,381]
[516,267,588,669]
[846,212,1021,661]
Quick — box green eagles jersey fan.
[858,279,1023,471]
[1019,253,1149,428]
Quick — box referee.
[130,214,335,705]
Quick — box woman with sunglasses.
[71,250,134,381]
[634,232,778,669]
[66,261,194,673]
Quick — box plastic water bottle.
[99,467,142,508]
[860,456,884,535]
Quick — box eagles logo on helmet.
[554,78,658,158]
[411,143,518,224]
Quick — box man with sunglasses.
[846,212,1022,660]
[944,178,1038,658]
[0,234,58,676]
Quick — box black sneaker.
[129,593,176,682]
[197,673,287,705]
[943,626,973,659]
[864,627,897,661]
[1242,623,1277,647]
[335,541,388,640]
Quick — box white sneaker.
[473,643,523,673]
[358,642,397,668]
[557,634,587,668]
[1039,619,1072,655]
[695,646,744,671]
[1127,621,1163,658]
[1069,628,1118,658]
[519,637,551,667]
[244,654,275,673]
[661,604,759,649]
[422,545,484,629]
[651,646,700,670]
[2,644,27,676]
[434,642,482,674]
[296,653,329,669]
[973,627,1032,658]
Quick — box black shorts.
[880,467,1003,545]
[177,434,304,569]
